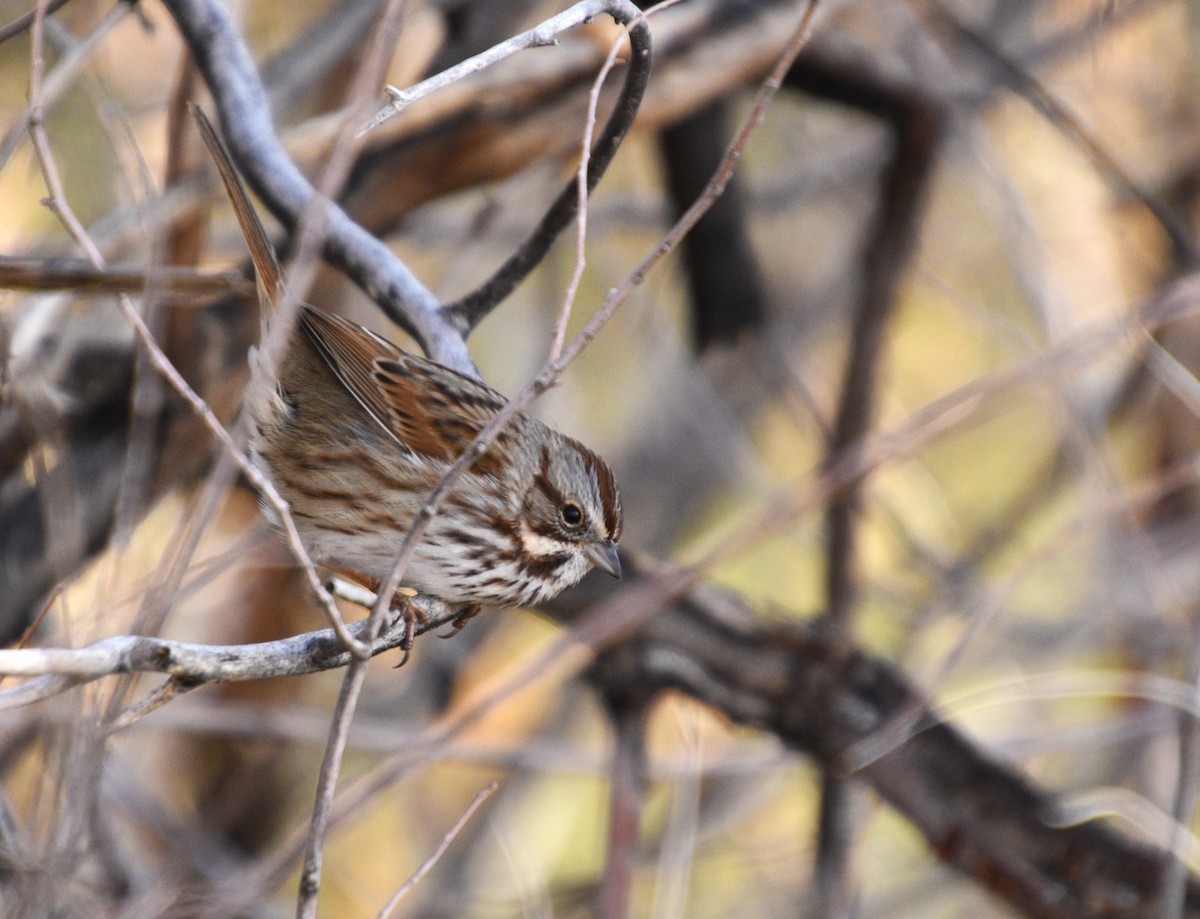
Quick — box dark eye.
[560,502,584,527]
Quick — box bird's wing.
[300,305,507,461]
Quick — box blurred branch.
[786,41,947,913]
[938,11,1200,269]
[0,258,252,298]
[659,98,767,350]
[1020,0,1169,69]
[564,563,1200,919]
[593,663,655,919]
[0,0,70,45]
[786,33,946,625]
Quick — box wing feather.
[298,305,406,443]
[299,305,507,461]
[372,355,507,460]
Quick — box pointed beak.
[584,540,622,579]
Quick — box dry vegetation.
[2,0,1200,916]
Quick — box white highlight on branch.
[357,0,629,136]
[0,594,455,713]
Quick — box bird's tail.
[191,104,282,338]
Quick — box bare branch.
[160,0,472,371]
[376,781,498,918]
[0,594,457,712]
[358,2,622,135]
[441,0,653,331]
[0,258,252,298]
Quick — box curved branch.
[162,0,652,365]
[160,0,476,373]
[441,1,653,332]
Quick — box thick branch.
[553,569,1200,919]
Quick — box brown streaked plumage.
[251,302,622,608]
[194,107,622,614]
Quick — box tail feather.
[191,104,282,326]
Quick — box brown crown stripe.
[596,460,621,539]
[533,446,566,506]
[569,437,621,540]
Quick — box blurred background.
[2,0,1200,915]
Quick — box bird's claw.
[391,593,429,667]
[438,603,481,638]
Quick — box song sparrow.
[197,110,622,615]
[250,303,623,609]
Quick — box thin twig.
[547,1,691,359]
[355,1,610,135]
[547,22,608,362]
[297,655,372,915]
[376,782,498,918]
[110,676,201,731]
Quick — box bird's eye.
[560,502,584,527]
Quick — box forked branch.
[160,0,652,369]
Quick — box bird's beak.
[584,540,622,579]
